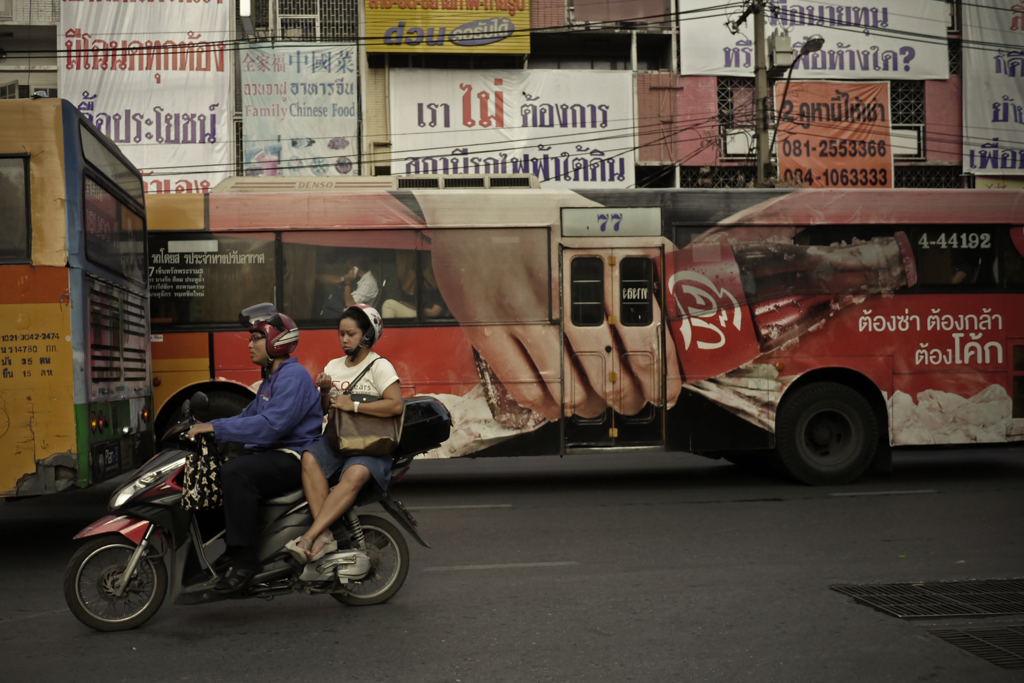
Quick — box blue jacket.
[211,357,322,454]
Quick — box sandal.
[284,536,313,563]
[309,534,338,562]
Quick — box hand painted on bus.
[430,230,681,422]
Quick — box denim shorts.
[305,436,392,492]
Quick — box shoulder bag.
[324,358,404,457]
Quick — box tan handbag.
[323,359,404,457]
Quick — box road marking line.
[408,504,513,511]
[0,609,66,625]
[423,561,578,572]
[829,490,938,497]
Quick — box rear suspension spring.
[343,509,365,551]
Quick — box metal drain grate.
[831,579,1024,619]
[930,626,1024,669]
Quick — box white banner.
[390,69,635,188]
[60,0,232,193]
[241,43,359,177]
[963,2,1024,175]
[679,0,949,80]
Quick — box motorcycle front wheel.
[331,514,409,606]
[64,535,167,632]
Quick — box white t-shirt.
[353,271,379,306]
[323,351,399,398]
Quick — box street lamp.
[767,34,825,181]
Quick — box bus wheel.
[776,382,877,486]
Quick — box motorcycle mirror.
[182,399,191,419]
[190,392,210,413]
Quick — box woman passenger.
[285,304,403,562]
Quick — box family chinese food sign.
[775,81,893,188]
[365,0,530,54]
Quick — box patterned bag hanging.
[181,438,227,510]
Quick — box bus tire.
[776,382,877,486]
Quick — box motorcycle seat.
[264,489,305,506]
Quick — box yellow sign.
[975,176,1024,190]
[365,0,530,54]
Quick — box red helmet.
[345,304,384,348]
[239,303,299,358]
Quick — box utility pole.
[753,1,770,185]
[729,0,770,185]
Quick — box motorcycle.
[64,391,451,632]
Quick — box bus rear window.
[84,176,146,283]
[0,156,29,263]
[80,124,144,203]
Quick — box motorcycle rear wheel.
[331,514,409,606]
[64,535,167,632]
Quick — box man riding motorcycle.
[186,303,322,593]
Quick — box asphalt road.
[1,447,1023,683]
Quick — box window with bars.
[678,165,756,189]
[0,83,17,99]
[278,0,358,40]
[890,81,925,160]
[948,38,961,76]
[718,77,755,160]
[894,165,965,188]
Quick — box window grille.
[948,38,961,76]
[678,165,756,189]
[890,81,924,126]
[277,0,358,40]
[894,165,965,188]
[718,77,756,160]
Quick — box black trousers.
[221,450,302,549]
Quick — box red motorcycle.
[64,391,450,632]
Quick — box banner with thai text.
[241,43,358,176]
[390,69,634,188]
[366,0,530,54]
[59,0,232,194]
[963,2,1024,175]
[678,0,949,80]
[775,80,893,187]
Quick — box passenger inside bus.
[320,255,380,318]
[380,252,449,319]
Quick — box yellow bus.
[0,98,153,497]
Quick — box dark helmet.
[344,304,384,349]
[239,303,299,358]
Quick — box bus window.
[0,156,29,263]
[80,123,144,203]
[619,257,653,326]
[281,231,420,324]
[83,176,146,284]
[915,226,1003,289]
[571,256,604,326]
[379,251,452,321]
[149,232,276,326]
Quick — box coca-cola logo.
[667,270,743,351]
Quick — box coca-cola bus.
[145,177,1024,485]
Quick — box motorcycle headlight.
[110,457,186,509]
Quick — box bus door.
[561,247,666,449]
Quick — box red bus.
[145,177,1024,485]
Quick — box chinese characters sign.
[775,81,893,188]
[59,0,232,194]
[241,44,358,177]
[963,2,1024,175]
[390,69,634,188]
[366,0,530,54]
[678,0,948,80]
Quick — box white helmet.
[345,304,383,348]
